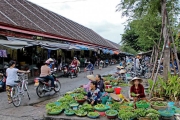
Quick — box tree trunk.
[162,0,170,80]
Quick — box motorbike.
[130,64,151,79]
[68,65,78,79]
[61,64,69,77]
[34,68,61,98]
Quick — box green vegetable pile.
[94,104,106,109]
[81,103,93,112]
[64,109,74,114]
[111,102,121,111]
[134,108,159,120]
[110,82,118,86]
[136,100,150,108]
[74,108,87,116]
[46,102,62,113]
[74,93,85,100]
[151,101,167,106]
[106,110,118,116]
[105,88,114,93]
[88,112,99,117]
[118,110,136,120]
[57,94,76,104]
[73,88,86,95]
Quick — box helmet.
[74,57,77,59]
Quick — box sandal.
[8,101,12,104]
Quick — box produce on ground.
[105,88,114,92]
[110,82,118,86]
[81,103,93,111]
[73,88,86,95]
[74,93,85,100]
[111,102,121,111]
[74,109,87,116]
[134,108,159,120]
[136,100,150,108]
[88,112,99,117]
[94,104,106,109]
[118,110,136,120]
[151,101,167,106]
[105,110,118,116]
[64,109,74,114]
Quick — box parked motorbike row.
[126,62,152,79]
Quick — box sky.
[28,0,127,44]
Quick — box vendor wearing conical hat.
[130,77,148,107]
[80,75,96,92]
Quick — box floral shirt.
[87,88,101,101]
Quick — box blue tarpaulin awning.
[75,45,88,50]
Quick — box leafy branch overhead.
[117,0,180,52]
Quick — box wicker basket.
[138,117,151,120]
[151,104,167,110]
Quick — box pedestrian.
[6,60,30,104]
[85,61,94,74]
[99,60,103,70]
[57,55,62,71]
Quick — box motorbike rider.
[6,60,30,104]
[40,60,55,89]
[70,57,79,73]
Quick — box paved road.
[0,65,118,120]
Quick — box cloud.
[88,21,124,43]
[28,0,127,43]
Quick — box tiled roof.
[0,0,116,49]
[105,39,120,50]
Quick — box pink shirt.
[40,65,51,77]
[83,81,91,92]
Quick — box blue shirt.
[49,63,53,69]
[86,63,94,70]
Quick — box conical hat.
[130,77,143,85]
[47,58,54,62]
[119,69,126,74]
[110,93,120,101]
[116,66,124,69]
[87,75,96,81]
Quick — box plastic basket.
[87,112,100,119]
[158,109,175,117]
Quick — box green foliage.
[148,74,180,101]
[117,0,180,52]
[121,45,137,55]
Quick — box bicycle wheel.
[54,81,61,92]
[11,87,21,107]
[25,83,30,100]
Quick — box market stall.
[44,74,180,120]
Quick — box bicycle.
[10,73,30,107]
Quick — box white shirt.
[135,59,140,68]
[6,68,19,86]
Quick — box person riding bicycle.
[40,60,55,89]
[85,61,94,74]
[6,60,30,104]
[70,57,79,72]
